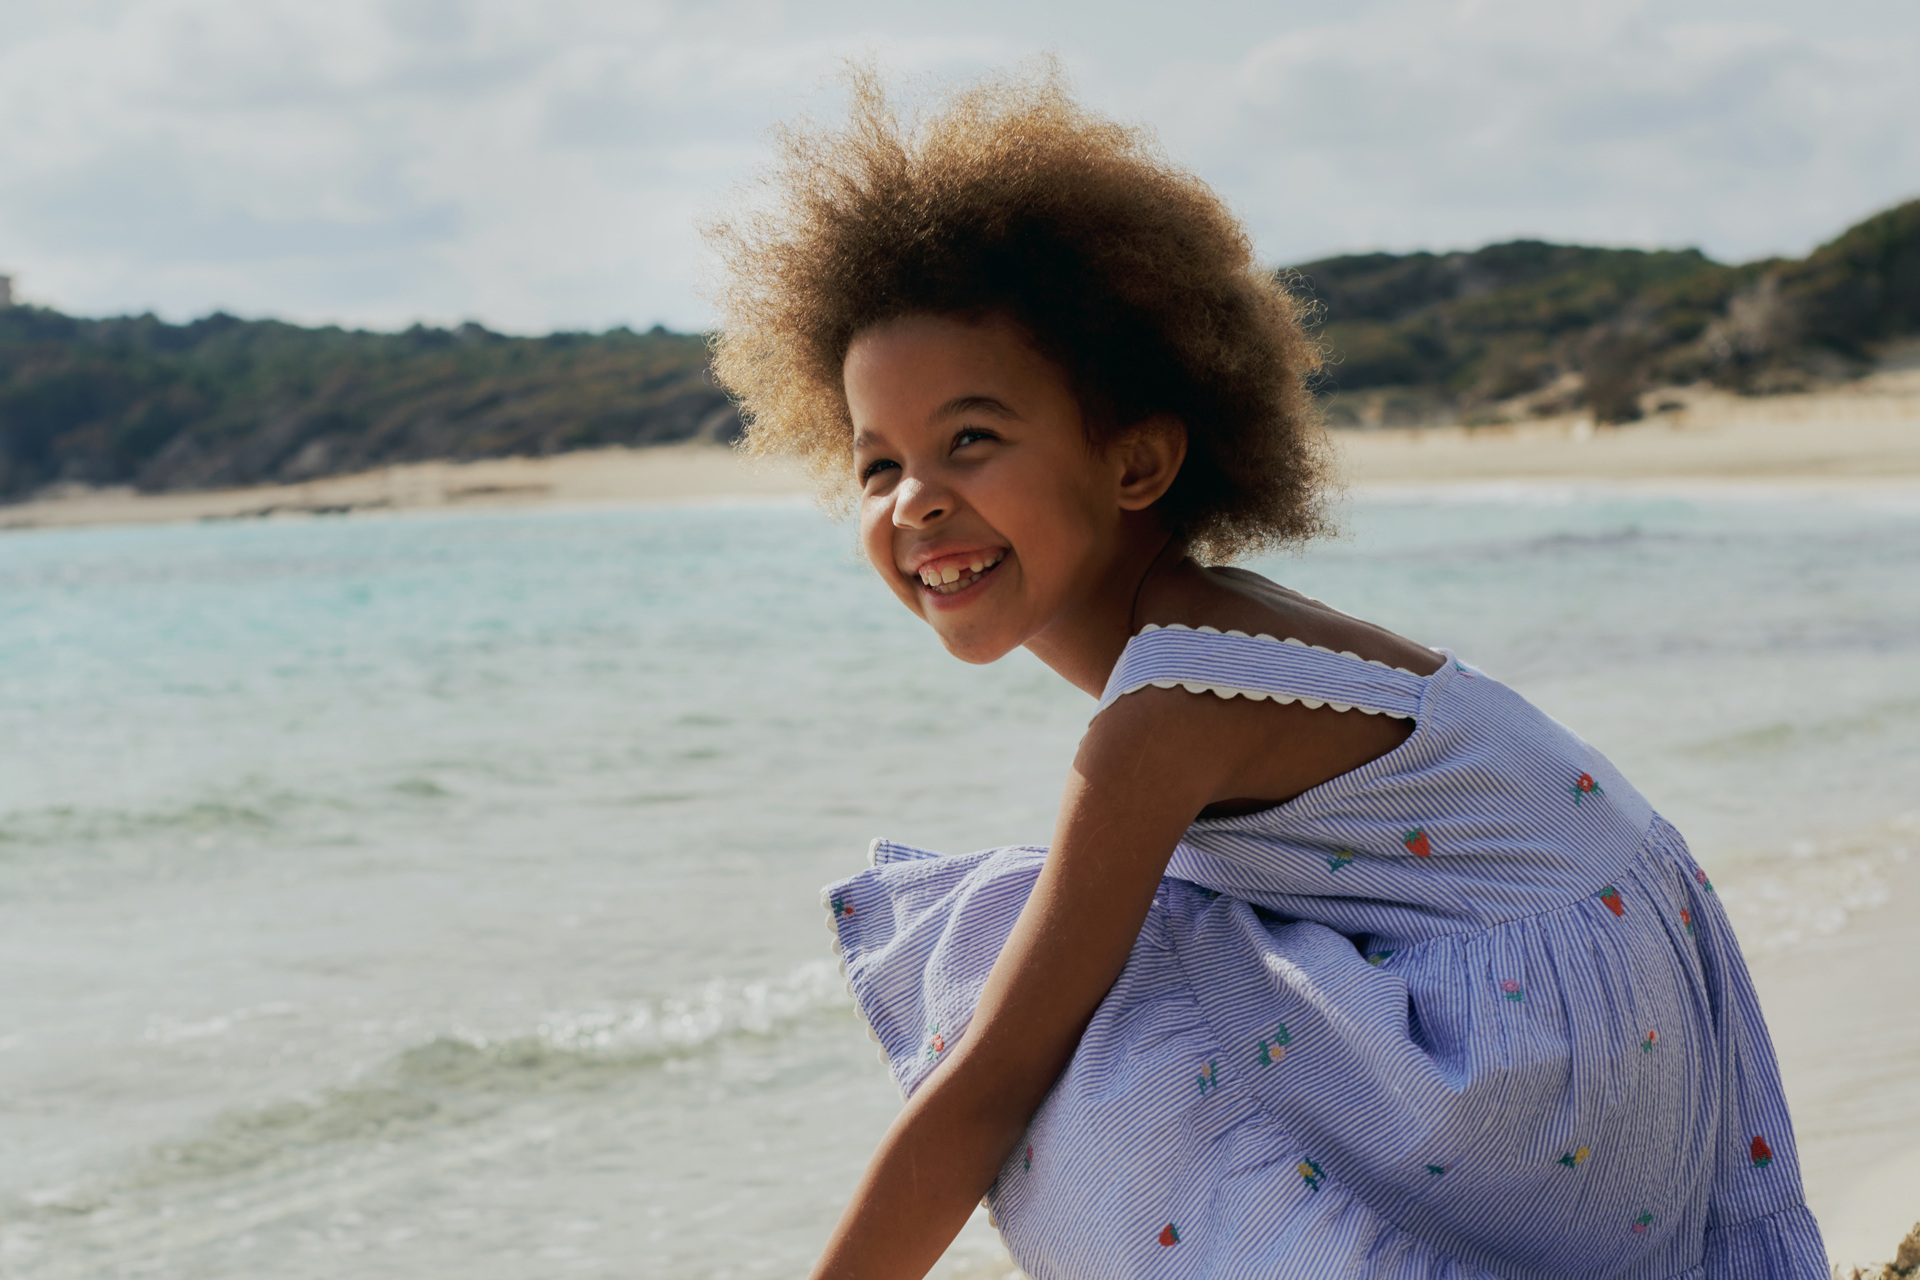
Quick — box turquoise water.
[3,492,1918,1277]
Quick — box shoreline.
[4,374,1918,534]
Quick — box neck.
[1023,516,1181,698]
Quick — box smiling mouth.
[917,551,1006,595]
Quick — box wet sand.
[1742,834,1920,1272]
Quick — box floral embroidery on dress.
[1681,908,1695,936]
[1298,1159,1324,1192]
[1326,849,1357,872]
[1500,979,1524,1003]
[1256,1023,1292,1065]
[1403,828,1432,858]
[1197,1060,1220,1097]
[1452,659,1477,677]
[1425,1164,1447,1176]
[924,1025,947,1061]
[1366,950,1395,967]
[1641,1030,1658,1053]
[1023,1145,1033,1172]
[1632,1211,1655,1234]
[1158,1223,1179,1247]
[1569,773,1604,805]
[1751,1135,1774,1168]
[1558,1147,1591,1169]
[831,894,854,918]
[1696,867,1715,893]
[1598,886,1625,917]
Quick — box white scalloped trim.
[1136,622,1429,676]
[1112,677,1411,720]
[821,886,896,1083]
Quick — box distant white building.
[0,275,11,308]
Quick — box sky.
[2,0,1917,335]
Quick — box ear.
[1114,415,1187,512]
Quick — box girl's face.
[844,313,1140,665]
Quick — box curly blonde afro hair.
[706,63,1332,561]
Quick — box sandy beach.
[7,378,1918,1274]
[4,370,1920,534]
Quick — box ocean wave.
[422,957,851,1076]
[134,959,851,1186]
[1714,812,1919,951]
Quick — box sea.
[3,487,1918,1279]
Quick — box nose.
[892,474,952,529]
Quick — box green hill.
[1292,197,1920,424]
[2,197,1916,501]
[0,311,734,500]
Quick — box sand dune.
[1336,369,1920,490]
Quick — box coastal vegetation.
[1294,197,1920,426]
[0,316,735,499]
[0,198,1915,500]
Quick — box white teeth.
[914,552,1005,594]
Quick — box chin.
[936,629,1018,665]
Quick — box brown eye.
[860,458,899,482]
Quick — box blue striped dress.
[823,625,1826,1279]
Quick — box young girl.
[709,69,1826,1280]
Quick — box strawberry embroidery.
[1632,1211,1655,1235]
[1751,1135,1773,1168]
[1681,908,1695,936]
[1558,1146,1590,1169]
[1158,1223,1179,1247]
[1641,1030,1658,1053]
[1500,979,1524,1003]
[1197,1060,1220,1098]
[1298,1159,1324,1192]
[1598,886,1625,917]
[1403,828,1432,858]
[1569,773,1604,805]
[1255,1023,1292,1066]
[830,894,854,918]
[1326,849,1356,872]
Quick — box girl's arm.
[807,688,1238,1280]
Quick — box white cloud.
[0,0,1914,332]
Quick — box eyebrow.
[928,394,1019,425]
[852,395,1020,451]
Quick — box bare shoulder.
[1098,558,1431,813]
[1136,561,1444,677]
[1075,680,1276,818]
[1083,663,1416,817]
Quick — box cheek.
[858,499,902,581]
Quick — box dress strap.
[1093,624,1428,721]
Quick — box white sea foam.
[1714,813,1919,952]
